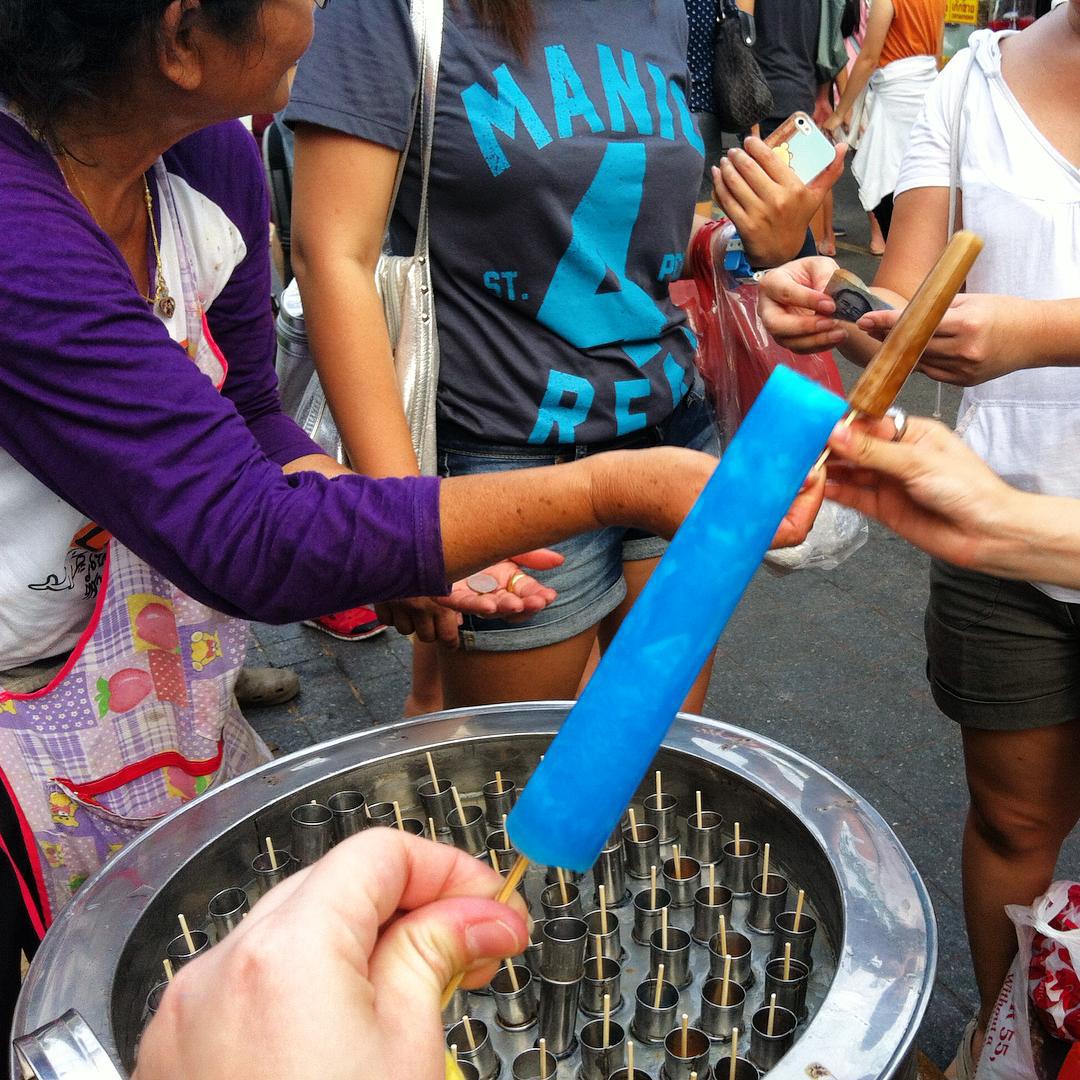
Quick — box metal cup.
[290,802,334,867]
[512,1047,559,1079]
[698,977,746,1041]
[541,880,583,921]
[540,917,588,982]
[442,984,469,1029]
[632,886,671,946]
[485,829,517,872]
[525,919,545,976]
[772,910,817,972]
[327,790,368,840]
[446,1018,500,1080]
[662,854,700,909]
[584,909,621,963]
[686,810,724,866]
[165,929,210,968]
[580,1018,626,1080]
[366,800,397,827]
[708,930,754,987]
[609,1070,653,1080]
[642,792,677,844]
[747,872,789,934]
[764,956,810,1021]
[491,963,538,1031]
[749,1003,797,1070]
[580,955,622,1016]
[715,1054,757,1080]
[447,803,486,855]
[622,824,660,880]
[592,842,629,907]
[483,776,517,827]
[663,1024,711,1080]
[692,883,733,946]
[417,778,454,832]
[722,838,760,896]
[250,847,295,898]
[649,926,692,989]
[144,982,167,1018]
[537,976,581,1058]
[207,887,248,942]
[545,866,583,886]
[398,817,425,837]
[631,977,679,1043]
[454,1063,480,1080]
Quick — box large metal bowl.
[12,703,936,1079]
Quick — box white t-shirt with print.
[895,28,1080,603]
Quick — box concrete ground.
[245,166,1080,1069]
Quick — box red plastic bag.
[680,219,843,449]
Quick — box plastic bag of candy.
[976,882,1080,1080]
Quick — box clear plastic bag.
[676,221,868,572]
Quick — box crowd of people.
[0,0,1077,1076]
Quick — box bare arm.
[291,125,419,479]
[825,0,895,133]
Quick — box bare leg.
[403,638,442,717]
[595,557,716,712]
[817,191,836,257]
[439,627,599,709]
[867,211,885,255]
[958,720,1080,1060]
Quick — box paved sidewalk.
[245,168,1080,1068]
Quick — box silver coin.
[466,572,499,594]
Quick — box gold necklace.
[57,157,175,319]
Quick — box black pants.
[873,193,895,241]
[1,783,40,1054]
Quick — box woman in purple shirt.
[0,0,823,1047]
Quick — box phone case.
[764,112,836,186]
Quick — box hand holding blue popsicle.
[507,366,847,871]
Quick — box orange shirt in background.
[879,0,946,66]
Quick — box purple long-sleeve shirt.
[0,114,447,629]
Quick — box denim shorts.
[439,381,720,652]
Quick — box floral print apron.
[0,158,270,932]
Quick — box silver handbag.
[277,0,443,474]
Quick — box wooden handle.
[847,230,984,418]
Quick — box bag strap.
[384,0,444,257]
[947,49,977,237]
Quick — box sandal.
[945,1017,979,1080]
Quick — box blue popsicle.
[506,365,846,871]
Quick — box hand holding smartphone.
[764,112,837,186]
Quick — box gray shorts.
[925,559,1080,730]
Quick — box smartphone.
[764,112,836,185]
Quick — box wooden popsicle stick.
[505,960,519,992]
[767,992,778,1036]
[673,844,682,880]
[451,786,467,824]
[661,905,669,951]
[734,821,741,856]
[681,1013,690,1057]
[653,964,666,1009]
[721,953,732,1006]
[628,807,640,842]
[691,1074,698,1080]
[650,864,658,909]
[762,842,771,892]
[628,1040,635,1077]
[595,936,603,979]
[163,958,174,983]
[784,942,792,981]
[794,889,806,932]
[709,863,716,907]
[655,770,662,805]
[428,817,437,840]
[426,751,439,788]
[462,1015,477,1051]
[603,992,611,1049]
[600,883,609,935]
[557,866,569,906]
[502,813,509,839]
[730,1029,739,1080]
[696,789,703,826]
[494,769,504,794]
[177,913,195,954]
[489,849,500,875]
[441,853,530,1009]
[264,836,278,871]
[451,1044,458,1064]
[719,913,728,958]
[393,800,405,831]
[540,1038,548,1080]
